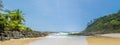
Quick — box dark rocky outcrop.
[0,31,48,41]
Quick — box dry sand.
[0,38,40,45]
[87,36,120,45]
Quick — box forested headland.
[0,0,48,41]
[83,10,120,35]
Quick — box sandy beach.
[87,33,120,45]
[1,33,120,45]
[87,36,120,45]
[0,38,40,45]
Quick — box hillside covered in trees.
[83,10,120,35]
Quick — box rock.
[0,31,48,41]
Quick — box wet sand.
[100,33,120,38]
[87,36,120,45]
[28,36,88,45]
[0,38,40,45]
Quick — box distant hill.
[83,10,120,35]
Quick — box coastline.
[99,33,120,38]
[0,37,41,45]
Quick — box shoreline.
[99,33,120,38]
[0,37,41,45]
[94,33,120,38]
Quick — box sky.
[2,0,120,32]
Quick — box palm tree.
[8,9,25,31]
[9,10,25,22]
[0,0,31,32]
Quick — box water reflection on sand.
[28,35,88,45]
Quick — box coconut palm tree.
[8,9,25,31]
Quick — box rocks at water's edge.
[0,31,48,41]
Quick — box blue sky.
[3,0,120,32]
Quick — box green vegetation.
[0,0,32,32]
[84,10,120,34]
[0,0,48,41]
